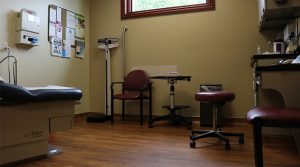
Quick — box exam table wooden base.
[0,101,76,166]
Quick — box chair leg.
[111,97,114,124]
[140,98,143,126]
[122,100,125,121]
[148,83,153,122]
[212,105,218,131]
[149,97,152,121]
[253,119,263,167]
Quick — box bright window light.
[132,0,207,12]
[121,0,215,19]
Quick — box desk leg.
[170,81,175,110]
[253,62,260,107]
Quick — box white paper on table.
[25,85,75,90]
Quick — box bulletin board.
[48,5,85,58]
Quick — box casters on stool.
[239,136,244,144]
[189,130,244,150]
[225,141,230,150]
[190,140,196,148]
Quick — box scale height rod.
[122,26,128,79]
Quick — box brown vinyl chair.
[111,70,152,126]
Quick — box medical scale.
[87,38,119,123]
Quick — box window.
[121,0,215,19]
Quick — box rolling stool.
[190,91,244,150]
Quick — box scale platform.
[86,114,111,123]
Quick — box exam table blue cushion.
[0,82,82,104]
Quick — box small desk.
[251,53,300,154]
[251,53,300,107]
[148,75,192,129]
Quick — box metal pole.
[122,26,128,79]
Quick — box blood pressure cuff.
[0,82,82,104]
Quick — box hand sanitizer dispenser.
[15,9,40,46]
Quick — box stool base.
[190,129,244,150]
[148,105,192,129]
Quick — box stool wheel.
[148,121,153,128]
[190,141,196,148]
[225,141,230,150]
[239,137,244,144]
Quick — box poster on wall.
[66,11,76,29]
[56,23,63,39]
[51,37,62,57]
[48,5,86,59]
[49,7,57,38]
[75,38,85,58]
[66,27,75,46]
[75,14,85,38]
[62,40,72,58]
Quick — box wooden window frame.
[121,0,215,19]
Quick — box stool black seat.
[247,107,300,167]
[190,91,244,150]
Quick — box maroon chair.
[247,107,300,167]
[190,91,244,149]
[111,70,152,126]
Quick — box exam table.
[0,82,82,166]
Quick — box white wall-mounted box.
[15,9,40,46]
[15,31,39,46]
[15,9,40,33]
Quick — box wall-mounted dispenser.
[15,9,40,46]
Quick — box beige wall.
[0,0,278,118]
[0,0,90,114]
[89,0,275,118]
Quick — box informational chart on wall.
[48,5,85,59]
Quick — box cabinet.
[199,84,223,127]
[251,53,300,154]
[258,0,300,31]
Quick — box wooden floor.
[16,117,300,167]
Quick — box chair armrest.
[110,81,124,90]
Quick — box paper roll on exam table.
[0,82,82,166]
